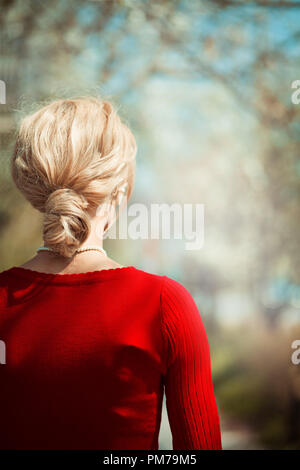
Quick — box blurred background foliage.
[1,0,300,449]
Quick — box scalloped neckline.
[3,265,136,284]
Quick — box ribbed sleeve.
[160,276,222,450]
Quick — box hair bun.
[43,188,90,258]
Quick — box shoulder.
[160,275,198,310]
[158,276,209,368]
[129,268,195,309]
[131,269,193,300]
[132,270,202,343]
[131,268,196,303]
[159,274,205,338]
[132,268,189,289]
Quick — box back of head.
[11,97,137,257]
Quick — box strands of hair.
[11,97,137,257]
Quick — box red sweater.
[0,265,222,450]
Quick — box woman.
[0,97,222,450]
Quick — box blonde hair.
[11,96,137,257]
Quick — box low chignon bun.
[11,96,137,257]
[44,188,90,258]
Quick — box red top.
[0,265,222,450]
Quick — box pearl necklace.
[37,245,107,257]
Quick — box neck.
[19,217,124,274]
